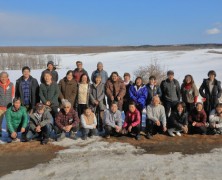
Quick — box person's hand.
[20,127,26,133]
[11,132,17,139]
[163,126,167,132]
[192,121,197,126]
[117,96,121,101]
[93,124,97,129]
[122,128,127,134]
[94,100,99,105]
[182,125,188,134]
[111,96,114,101]
[115,125,121,133]
[65,125,72,132]
[128,126,132,133]
[155,120,161,126]
[35,125,41,133]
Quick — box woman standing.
[181,75,199,113]
[58,70,78,108]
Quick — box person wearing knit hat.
[91,61,108,84]
[40,61,58,83]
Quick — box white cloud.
[206,28,221,35]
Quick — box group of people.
[0,60,221,144]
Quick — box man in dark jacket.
[160,70,181,118]
[15,66,40,112]
[40,61,58,83]
[199,70,222,118]
[73,61,88,83]
[122,73,133,114]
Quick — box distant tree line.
[0,54,62,70]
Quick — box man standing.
[73,61,88,83]
[15,66,40,112]
[91,62,108,84]
[160,70,180,118]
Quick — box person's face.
[85,109,92,116]
[0,74,8,84]
[44,74,52,83]
[185,76,192,84]
[23,69,30,79]
[136,78,142,86]
[168,74,174,81]
[64,105,71,114]
[37,109,44,114]
[81,75,88,83]
[66,73,73,81]
[97,64,103,71]
[95,76,102,84]
[124,75,130,82]
[129,105,136,112]
[196,104,203,112]
[111,74,118,82]
[77,63,82,69]
[209,74,215,81]
[177,104,183,113]
[153,98,160,106]
[149,78,155,85]
[216,107,222,114]
[111,104,118,112]
[14,100,21,109]
[47,64,54,71]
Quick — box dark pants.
[189,125,207,135]
[104,125,121,136]
[26,125,50,140]
[185,102,195,114]
[55,125,78,135]
[50,106,59,120]
[146,119,164,135]
[136,107,143,130]
[126,125,140,136]
[163,100,178,118]
[78,104,87,118]
[82,128,97,137]
[94,106,104,130]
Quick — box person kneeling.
[122,102,141,140]
[6,98,28,143]
[104,101,122,139]
[146,96,167,139]
[27,103,52,144]
[209,103,222,135]
[188,102,207,135]
[55,100,79,141]
[81,106,97,140]
[167,102,188,137]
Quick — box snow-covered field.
[1,49,222,179]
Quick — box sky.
[0,0,222,46]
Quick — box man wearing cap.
[73,61,88,83]
[160,70,181,118]
[91,62,108,84]
[40,61,58,83]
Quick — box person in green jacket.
[6,98,28,143]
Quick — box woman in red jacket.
[122,102,141,140]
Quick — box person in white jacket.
[81,106,97,140]
[146,96,167,139]
[209,103,222,134]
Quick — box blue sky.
[0,0,221,46]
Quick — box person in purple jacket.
[129,77,148,129]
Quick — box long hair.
[183,74,194,84]
[80,73,90,83]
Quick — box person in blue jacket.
[129,77,148,129]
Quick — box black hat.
[47,61,54,67]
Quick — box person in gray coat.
[104,101,122,138]
[91,62,108,84]
[89,74,106,131]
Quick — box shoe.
[135,134,141,140]
[98,127,103,132]
[168,129,175,137]
[105,135,110,139]
[41,138,49,145]
[57,132,66,141]
[146,133,152,139]
[69,131,77,140]
[82,136,87,140]
[175,131,182,136]
[8,138,20,143]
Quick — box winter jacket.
[129,85,148,110]
[89,83,106,111]
[199,78,222,113]
[146,83,162,105]
[168,111,188,129]
[104,109,122,128]
[181,83,199,104]
[160,79,181,102]
[73,68,88,83]
[123,108,141,128]
[105,78,126,110]
[40,69,58,83]
[39,82,60,107]
[146,104,166,127]
[29,109,52,131]
[81,113,97,129]
[91,69,108,84]
[6,106,28,133]
[55,108,80,130]
[123,81,133,112]
[188,109,207,127]
[209,109,222,128]
[15,76,40,109]
[58,77,78,107]
[0,79,14,110]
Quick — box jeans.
[82,128,97,137]
[146,119,164,135]
[26,124,51,140]
[163,100,178,118]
